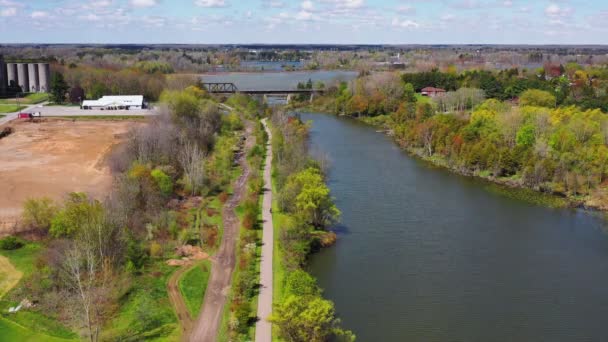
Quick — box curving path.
[167,265,194,339]
[254,119,274,342]
[190,120,255,342]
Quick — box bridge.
[201,82,322,104]
[200,82,323,95]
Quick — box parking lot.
[21,105,158,117]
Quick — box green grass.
[0,243,41,278]
[0,105,25,113]
[484,183,569,208]
[202,197,223,255]
[0,243,78,341]
[178,261,211,318]
[0,317,75,342]
[0,93,48,105]
[102,260,179,341]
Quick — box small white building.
[81,95,145,110]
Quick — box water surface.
[200,70,356,91]
[303,113,608,342]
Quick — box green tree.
[287,168,340,228]
[50,72,69,103]
[271,295,355,342]
[403,83,417,103]
[22,197,57,232]
[50,193,104,238]
[520,89,556,108]
[151,168,173,196]
[285,270,320,297]
[516,124,536,148]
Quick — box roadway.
[0,104,157,126]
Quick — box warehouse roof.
[82,95,144,107]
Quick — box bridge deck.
[200,82,323,94]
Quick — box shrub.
[22,197,57,232]
[520,89,556,108]
[0,236,25,250]
[149,241,163,257]
[218,192,229,203]
[151,168,174,196]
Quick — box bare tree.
[179,141,206,195]
[64,242,99,342]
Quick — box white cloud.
[295,10,315,21]
[391,18,419,28]
[322,0,364,9]
[79,13,101,21]
[31,11,50,19]
[261,0,285,8]
[129,0,158,8]
[195,0,228,8]
[301,0,314,11]
[0,7,16,16]
[397,5,415,14]
[90,1,112,8]
[545,3,573,18]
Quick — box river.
[301,112,608,341]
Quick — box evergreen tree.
[50,72,69,103]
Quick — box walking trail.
[254,119,274,342]
[167,265,194,339]
[190,120,255,342]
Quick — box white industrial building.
[81,95,145,110]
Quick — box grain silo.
[28,64,39,93]
[6,63,17,87]
[38,63,50,93]
[0,56,6,94]
[16,63,29,93]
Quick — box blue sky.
[0,0,607,44]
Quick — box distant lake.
[240,61,303,71]
[200,70,357,91]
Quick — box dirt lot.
[0,118,136,232]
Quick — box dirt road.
[167,265,195,340]
[190,121,255,342]
[0,119,136,233]
[254,119,274,342]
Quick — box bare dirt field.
[0,118,136,233]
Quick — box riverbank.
[293,105,608,212]
[301,111,608,341]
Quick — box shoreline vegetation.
[288,64,608,214]
[269,110,354,342]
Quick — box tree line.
[8,84,251,340]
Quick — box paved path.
[255,119,274,342]
[190,121,255,342]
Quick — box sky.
[0,0,607,44]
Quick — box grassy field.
[0,104,25,113]
[0,93,48,105]
[0,243,78,341]
[178,261,211,318]
[0,256,22,298]
[102,260,179,341]
[0,318,75,342]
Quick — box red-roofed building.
[421,87,446,97]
